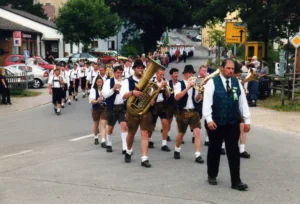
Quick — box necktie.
[226,79,231,93]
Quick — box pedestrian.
[48,68,66,115]
[203,58,251,191]
[0,68,11,105]
[88,76,107,147]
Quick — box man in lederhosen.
[91,63,110,87]
[80,62,88,98]
[148,67,171,152]
[166,68,181,143]
[120,59,152,168]
[203,59,250,190]
[48,68,66,115]
[173,65,204,164]
[68,63,80,102]
[86,63,99,93]
[102,66,128,153]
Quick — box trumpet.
[187,76,202,92]
[115,77,122,93]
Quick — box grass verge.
[257,94,300,112]
[11,90,42,97]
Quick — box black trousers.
[1,87,11,104]
[206,122,241,185]
[52,88,62,105]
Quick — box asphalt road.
[1,50,300,204]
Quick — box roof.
[0,6,56,29]
[0,17,41,34]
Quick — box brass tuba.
[188,69,220,93]
[126,58,163,116]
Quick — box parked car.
[90,51,128,63]
[2,67,34,88]
[4,55,55,71]
[6,64,48,88]
[55,53,98,65]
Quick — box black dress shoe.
[54,108,57,113]
[204,141,209,146]
[94,138,99,145]
[167,136,171,141]
[122,150,126,155]
[161,145,171,152]
[56,111,61,115]
[174,151,181,159]
[74,98,78,101]
[106,146,113,152]
[61,104,65,108]
[240,151,251,159]
[141,160,151,168]
[195,156,204,164]
[192,137,195,143]
[148,141,154,148]
[208,176,218,185]
[101,142,107,148]
[181,140,185,144]
[231,182,248,191]
[124,153,131,163]
[221,148,226,155]
[8,102,12,105]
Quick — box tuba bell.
[241,68,259,84]
[126,58,163,116]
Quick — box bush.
[120,38,143,57]
[267,50,279,74]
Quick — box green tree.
[0,0,48,19]
[105,0,195,52]
[55,0,121,46]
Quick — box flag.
[164,27,169,46]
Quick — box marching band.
[48,56,252,191]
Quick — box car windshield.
[37,58,49,65]
[87,53,96,58]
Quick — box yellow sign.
[291,34,300,48]
[225,22,247,44]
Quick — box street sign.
[290,33,300,48]
[279,49,286,77]
[225,22,247,44]
[13,31,22,47]
[24,50,29,59]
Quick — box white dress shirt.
[86,69,99,84]
[174,80,199,109]
[102,78,124,105]
[202,74,251,124]
[89,88,102,104]
[153,77,164,103]
[48,75,66,88]
[79,67,87,77]
[122,66,134,79]
[70,69,80,80]
[120,75,140,100]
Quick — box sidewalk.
[0,88,50,116]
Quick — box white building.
[0,6,80,59]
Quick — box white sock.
[175,146,181,152]
[162,140,167,146]
[240,144,245,153]
[141,156,148,162]
[204,131,209,142]
[62,103,65,106]
[94,135,98,139]
[57,108,61,112]
[126,148,133,155]
[101,137,105,143]
[195,152,201,158]
[106,134,112,146]
[222,142,225,149]
[148,137,152,142]
[168,131,171,136]
[121,132,127,150]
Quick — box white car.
[55,53,97,65]
[6,64,49,88]
[2,67,35,88]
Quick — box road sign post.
[24,49,29,90]
[290,33,300,103]
[279,49,286,77]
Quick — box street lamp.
[286,19,291,73]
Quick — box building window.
[108,40,115,50]
[12,46,19,54]
[93,41,98,48]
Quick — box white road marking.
[69,134,94,141]
[0,150,34,160]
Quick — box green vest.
[212,75,241,125]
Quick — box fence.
[6,72,27,94]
